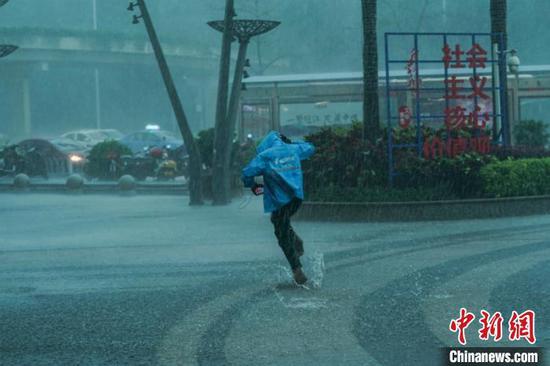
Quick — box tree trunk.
[361,0,381,143]
[212,0,235,205]
[490,0,510,145]
[137,0,203,205]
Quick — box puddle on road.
[271,251,325,289]
[268,252,328,309]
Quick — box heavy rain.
[1,1,550,365]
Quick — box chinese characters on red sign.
[401,42,493,160]
[449,308,536,345]
[423,135,490,159]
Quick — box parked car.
[61,129,123,149]
[50,138,89,173]
[119,130,185,155]
[2,138,89,178]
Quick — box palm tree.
[361,0,381,143]
[490,0,507,49]
[490,0,510,144]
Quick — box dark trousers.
[270,198,303,270]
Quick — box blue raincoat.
[241,131,315,213]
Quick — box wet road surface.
[1,194,548,365]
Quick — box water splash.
[302,251,325,289]
[268,251,325,289]
[267,252,328,309]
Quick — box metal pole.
[512,72,520,144]
[92,0,98,30]
[22,79,32,136]
[214,0,234,128]
[442,0,447,28]
[492,43,502,142]
[92,0,101,129]
[414,34,421,156]
[223,39,249,175]
[212,0,235,205]
[498,34,510,146]
[94,69,101,129]
[384,33,393,187]
[136,0,203,205]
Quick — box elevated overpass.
[0,27,219,138]
[0,27,218,67]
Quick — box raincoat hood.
[256,131,284,154]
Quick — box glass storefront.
[279,101,362,139]
[520,97,550,124]
[241,103,271,140]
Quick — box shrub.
[195,128,256,171]
[514,120,549,148]
[480,157,550,197]
[397,153,497,199]
[307,185,458,202]
[196,128,215,169]
[84,140,132,180]
[490,145,550,160]
[303,124,499,201]
[302,123,388,198]
[196,128,256,198]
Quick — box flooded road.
[1,194,547,365]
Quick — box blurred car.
[8,138,90,177]
[119,130,185,155]
[50,138,89,172]
[61,129,123,149]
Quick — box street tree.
[361,0,381,143]
[490,0,510,144]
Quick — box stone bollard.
[66,174,84,191]
[13,173,30,189]
[118,174,136,192]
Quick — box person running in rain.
[241,131,315,285]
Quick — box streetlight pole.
[0,0,21,137]
[208,19,280,205]
[128,0,204,205]
[507,49,520,145]
[211,0,235,206]
[92,0,101,130]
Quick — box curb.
[295,195,550,222]
[0,182,188,195]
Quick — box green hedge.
[481,158,550,197]
[302,124,499,201]
[302,123,388,195]
[279,124,550,202]
[397,153,497,199]
[307,185,458,202]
